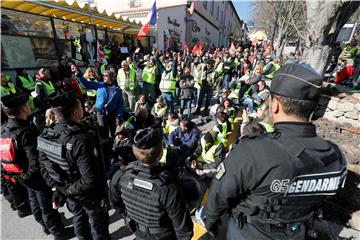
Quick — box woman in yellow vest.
[189,131,225,178]
[213,111,232,147]
[83,67,100,101]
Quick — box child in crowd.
[163,113,179,135]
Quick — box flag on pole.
[198,42,203,54]
[137,0,156,40]
[192,43,198,54]
[187,1,195,16]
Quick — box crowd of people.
[0,37,349,240]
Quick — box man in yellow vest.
[117,60,136,112]
[141,57,158,103]
[213,56,224,98]
[15,68,35,95]
[189,130,225,178]
[159,57,178,113]
[263,56,281,80]
[34,68,56,131]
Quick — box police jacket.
[39,121,106,201]
[1,118,48,190]
[204,122,347,239]
[109,161,193,240]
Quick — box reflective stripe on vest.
[142,66,156,85]
[117,68,136,90]
[265,62,281,79]
[86,79,98,97]
[0,82,16,96]
[159,72,176,94]
[37,80,55,96]
[18,75,35,91]
[197,137,222,164]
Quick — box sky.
[233,0,253,24]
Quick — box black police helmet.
[133,126,163,150]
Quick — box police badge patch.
[215,162,226,180]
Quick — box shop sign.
[168,17,180,27]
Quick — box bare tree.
[252,0,360,74]
[301,0,360,74]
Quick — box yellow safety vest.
[86,79,97,97]
[213,121,229,145]
[36,80,55,97]
[0,82,16,96]
[265,62,281,79]
[228,81,242,99]
[18,75,35,91]
[197,137,222,164]
[117,68,136,91]
[159,72,176,94]
[163,121,179,135]
[142,65,157,85]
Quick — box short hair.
[52,99,81,121]
[132,143,162,165]
[1,103,25,118]
[241,118,265,137]
[180,118,191,129]
[271,93,317,120]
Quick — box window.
[203,1,207,9]
[1,9,53,38]
[216,6,219,19]
[220,11,223,24]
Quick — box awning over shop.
[1,0,141,32]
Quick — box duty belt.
[245,216,303,234]
[137,224,164,234]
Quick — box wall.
[190,12,221,48]
[315,93,360,127]
[157,5,186,51]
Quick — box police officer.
[202,64,347,239]
[109,126,193,240]
[1,93,73,239]
[38,91,110,240]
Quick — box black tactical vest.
[37,124,84,184]
[235,133,347,226]
[120,162,173,231]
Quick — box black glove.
[55,184,71,197]
[52,190,66,207]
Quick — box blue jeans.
[27,188,64,235]
[197,87,212,112]
[143,82,156,104]
[162,92,174,113]
[227,217,246,240]
[193,88,200,107]
[66,198,110,240]
[242,97,254,113]
[223,74,231,89]
[180,99,192,119]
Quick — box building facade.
[110,0,245,51]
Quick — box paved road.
[1,195,135,240]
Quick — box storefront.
[1,0,142,77]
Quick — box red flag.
[187,1,195,16]
[183,41,189,52]
[192,43,198,54]
[198,42,203,54]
